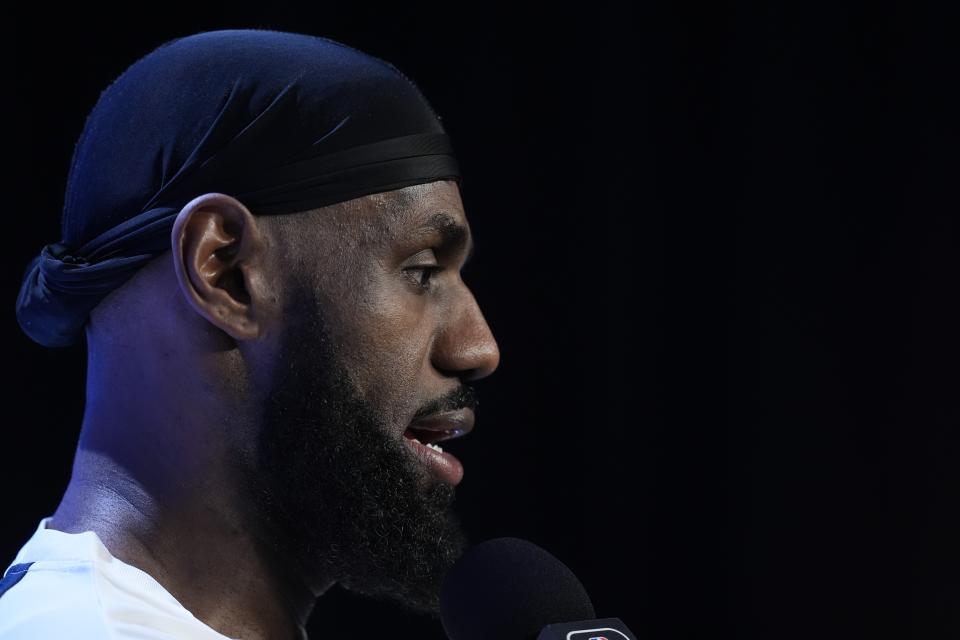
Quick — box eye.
[405,265,444,290]
[402,248,447,291]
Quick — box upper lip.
[404,408,475,445]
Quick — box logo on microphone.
[560,625,632,640]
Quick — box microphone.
[439,537,636,640]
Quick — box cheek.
[333,279,438,407]
[358,270,440,344]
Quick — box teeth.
[408,437,443,454]
[407,433,445,454]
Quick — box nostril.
[464,346,499,382]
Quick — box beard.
[243,282,473,617]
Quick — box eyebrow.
[418,212,475,266]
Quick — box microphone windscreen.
[439,537,596,640]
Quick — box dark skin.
[46,179,500,640]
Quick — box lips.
[404,407,475,444]
[402,408,475,486]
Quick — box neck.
[48,436,331,640]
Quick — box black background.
[4,3,958,638]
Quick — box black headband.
[15,29,463,348]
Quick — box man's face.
[245,179,499,616]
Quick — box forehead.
[368,179,467,230]
[288,179,471,270]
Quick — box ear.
[170,192,274,342]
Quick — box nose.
[431,289,500,382]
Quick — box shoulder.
[0,559,227,640]
[0,560,112,638]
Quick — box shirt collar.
[7,516,114,571]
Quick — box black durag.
[16,28,462,348]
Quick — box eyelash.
[405,265,444,290]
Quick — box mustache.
[411,384,479,420]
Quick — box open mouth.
[403,425,466,450]
[401,408,475,485]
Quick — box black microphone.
[439,537,636,640]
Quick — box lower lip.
[404,437,464,486]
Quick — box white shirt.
[0,517,239,639]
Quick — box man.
[0,29,499,640]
